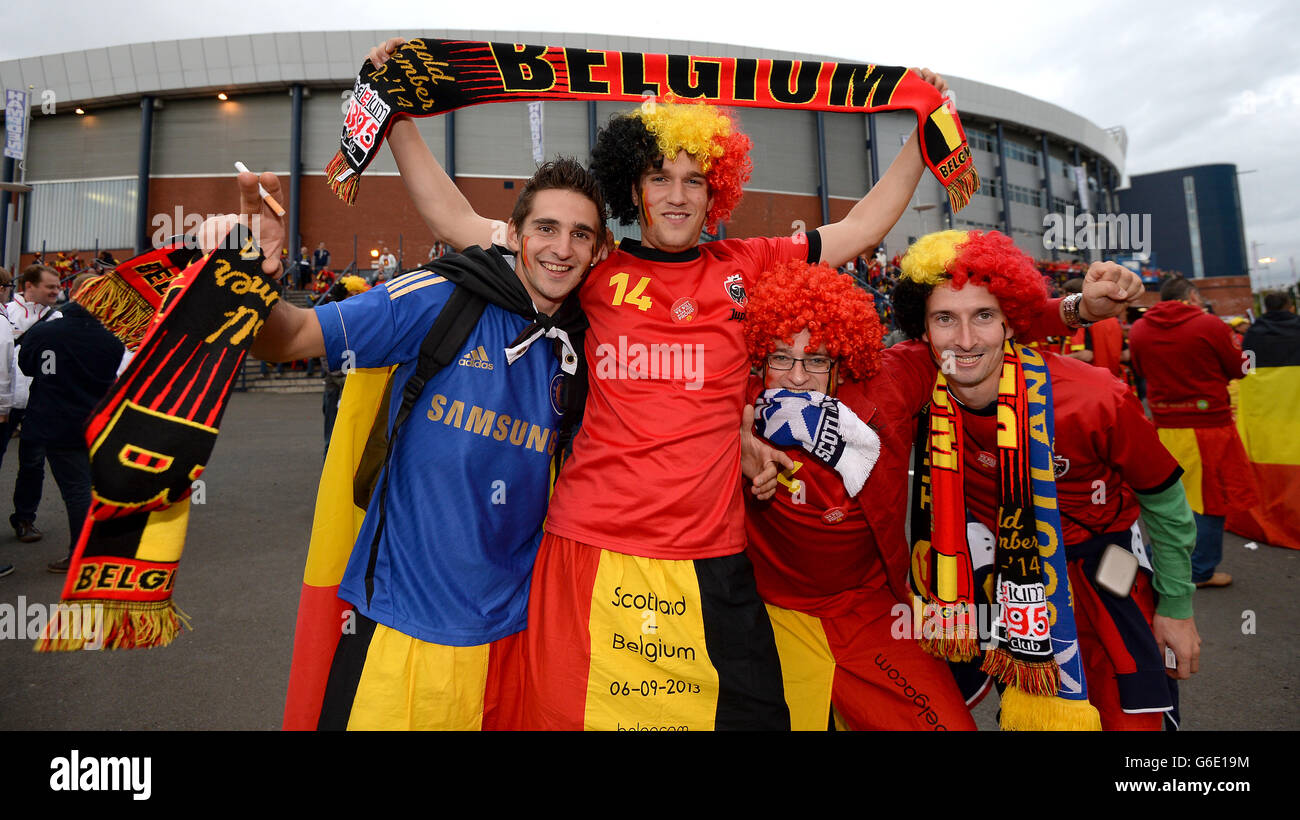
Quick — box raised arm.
[369,38,502,251]
[817,69,946,268]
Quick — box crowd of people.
[5,36,1296,732]
[259,37,1166,731]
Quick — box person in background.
[312,242,331,275]
[5,264,62,544]
[296,245,313,291]
[0,268,13,579]
[1228,290,1300,550]
[16,279,124,572]
[1227,316,1251,344]
[376,246,398,281]
[1129,276,1257,589]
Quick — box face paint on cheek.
[520,236,529,273]
[639,185,652,227]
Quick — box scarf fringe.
[75,274,158,351]
[325,151,358,204]
[1000,685,1102,731]
[920,633,981,662]
[945,165,980,212]
[33,600,192,652]
[981,646,1058,696]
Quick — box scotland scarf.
[326,38,979,211]
[909,342,1100,730]
[753,389,880,496]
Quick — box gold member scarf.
[36,225,280,651]
[910,342,1100,729]
[326,38,979,210]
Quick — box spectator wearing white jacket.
[3,264,62,545]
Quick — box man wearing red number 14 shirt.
[370,35,954,729]
[528,93,956,731]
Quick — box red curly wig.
[895,230,1048,339]
[744,261,884,382]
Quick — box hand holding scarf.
[754,389,880,496]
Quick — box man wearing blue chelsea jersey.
[244,159,607,729]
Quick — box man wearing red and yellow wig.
[887,231,1199,730]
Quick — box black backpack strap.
[363,285,488,605]
[548,333,588,488]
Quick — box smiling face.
[634,152,712,253]
[763,328,834,394]
[26,270,61,306]
[923,281,1011,409]
[507,188,601,315]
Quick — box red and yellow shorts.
[521,532,789,730]
[317,610,525,730]
[765,588,975,731]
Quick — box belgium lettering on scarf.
[326,38,979,210]
[36,225,281,652]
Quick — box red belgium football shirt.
[546,235,817,558]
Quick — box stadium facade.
[1,30,1128,275]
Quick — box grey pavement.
[0,390,1295,730]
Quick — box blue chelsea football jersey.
[315,265,565,645]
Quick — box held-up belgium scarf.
[36,224,281,651]
[326,38,979,211]
[909,342,1100,730]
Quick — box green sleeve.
[1135,480,1196,619]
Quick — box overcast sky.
[5,0,1297,289]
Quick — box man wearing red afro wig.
[741,260,977,729]
[743,235,1156,730]
[885,230,1200,730]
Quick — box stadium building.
[1,29,1128,276]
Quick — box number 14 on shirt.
[609,272,653,311]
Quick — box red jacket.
[1128,301,1247,427]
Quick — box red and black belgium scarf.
[325,38,979,211]
[37,225,279,651]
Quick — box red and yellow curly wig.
[894,230,1048,339]
[744,261,884,382]
[591,99,752,233]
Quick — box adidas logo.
[458,345,495,371]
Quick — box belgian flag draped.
[1228,313,1300,549]
[282,367,393,729]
